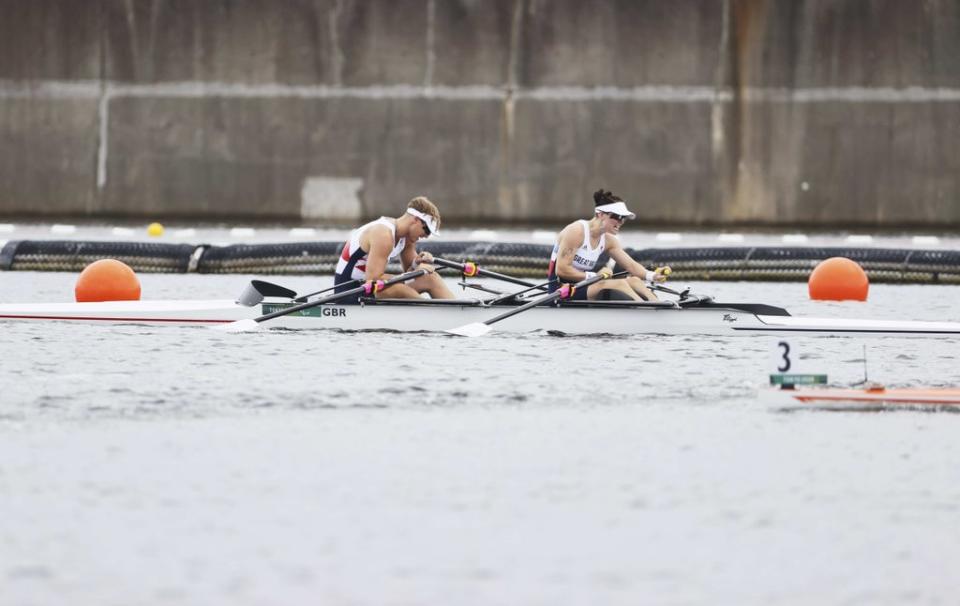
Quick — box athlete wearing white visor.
[593,198,637,220]
[333,196,455,302]
[405,207,440,237]
[547,189,671,301]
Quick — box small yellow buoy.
[75,259,142,302]
[147,222,165,237]
[808,256,869,301]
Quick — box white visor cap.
[406,207,439,237]
[595,201,636,220]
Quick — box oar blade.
[215,318,262,333]
[446,322,492,338]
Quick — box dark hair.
[593,189,623,207]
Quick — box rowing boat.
[3,280,960,336]
[764,385,960,410]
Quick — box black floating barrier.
[0,240,18,271]
[2,240,960,283]
[195,241,344,274]
[1,240,200,273]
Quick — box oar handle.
[253,269,428,323]
[433,257,543,289]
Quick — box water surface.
[2,273,959,605]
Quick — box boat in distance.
[764,385,960,411]
[3,283,960,337]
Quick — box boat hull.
[3,298,960,336]
[764,387,960,410]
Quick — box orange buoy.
[75,259,141,302]
[808,257,869,301]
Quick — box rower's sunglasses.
[607,213,627,223]
[418,218,432,236]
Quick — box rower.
[547,189,671,301]
[333,196,455,303]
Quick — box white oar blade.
[446,322,492,338]
[215,318,261,333]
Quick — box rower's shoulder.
[557,221,582,238]
[361,221,395,249]
[365,221,394,238]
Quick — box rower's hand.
[598,267,614,280]
[648,266,672,284]
[363,279,386,295]
[417,263,436,274]
[414,251,435,266]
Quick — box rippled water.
[2,272,960,605]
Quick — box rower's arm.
[362,225,394,281]
[399,241,418,272]
[555,226,587,282]
[608,239,656,281]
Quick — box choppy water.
[2,272,960,605]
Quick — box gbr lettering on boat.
[261,303,347,317]
[312,306,347,317]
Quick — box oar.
[446,273,609,338]
[485,278,555,305]
[219,269,428,333]
[432,258,546,290]
[291,280,359,303]
[292,262,460,302]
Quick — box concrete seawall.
[1,0,958,227]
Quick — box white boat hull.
[3,297,960,337]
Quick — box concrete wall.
[1,0,958,227]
